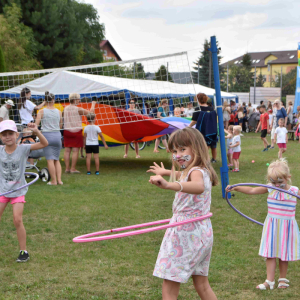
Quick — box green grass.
[1,133,300,299]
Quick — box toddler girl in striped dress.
[227,159,300,290]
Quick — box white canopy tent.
[0,70,237,100]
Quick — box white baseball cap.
[5,100,15,106]
[0,120,18,133]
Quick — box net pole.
[209,36,229,198]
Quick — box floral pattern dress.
[153,167,213,283]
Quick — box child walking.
[225,125,234,167]
[229,125,242,172]
[0,120,48,262]
[147,127,218,300]
[256,105,271,152]
[274,118,288,159]
[83,113,109,175]
[226,159,300,290]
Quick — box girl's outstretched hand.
[225,185,234,192]
[147,162,166,176]
[149,175,169,190]
[27,123,38,133]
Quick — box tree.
[228,53,254,92]
[0,4,41,71]
[256,72,265,87]
[1,0,105,68]
[275,67,297,98]
[192,38,225,90]
[0,45,6,72]
[135,63,146,79]
[154,65,173,82]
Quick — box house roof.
[221,50,298,68]
[100,40,122,61]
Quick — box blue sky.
[86,0,300,66]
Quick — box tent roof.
[0,70,236,99]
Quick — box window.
[103,50,107,56]
[263,75,267,81]
[234,60,239,64]
[256,59,260,63]
[290,55,295,59]
[252,60,256,63]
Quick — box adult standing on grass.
[63,93,96,174]
[222,101,231,130]
[189,93,217,163]
[153,99,169,153]
[0,120,48,263]
[124,99,142,158]
[286,101,294,130]
[0,100,15,122]
[274,99,287,128]
[35,92,63,185]
[18,88,46,126]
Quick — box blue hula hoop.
[0,172,39,197]
[225,183,300,226]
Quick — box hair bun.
[45,91,49,96]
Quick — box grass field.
[1,133,300,300]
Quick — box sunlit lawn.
[1,133,300,299]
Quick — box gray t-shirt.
[127,108,141,114]
[0,144,31,197]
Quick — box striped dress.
[259,186,300,261]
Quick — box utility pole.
[254,66,256,104]
[280,66,283,101]
[133,62,136,79]
[167,62,169,82]
[227,64,229,92]
[198,61,200,85]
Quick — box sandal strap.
[278,282,289,288]
[278,278,289,283]
[265,280,275,285]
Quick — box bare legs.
[258,258,289,289]
[13,203,26,250]
[124,143,140,158]
[154,138,169,153]
[227,152,233,165]
[278,147,286,159]
[47,159,63,185]
[162,276,217,300]
[233,158,239,170]
[64,147,80,172]
[192,275,218,300]
[261,137,269,149]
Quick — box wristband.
[175,181,183,192]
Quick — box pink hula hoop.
[73,212,213,243]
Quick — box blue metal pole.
[142,97,147,115]
[235,96,238,104]
[209,36,229,198]
[125,92,130,110]
[169,98,174,116]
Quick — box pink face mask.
[172,154,191,169]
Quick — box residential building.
[221,50,298,87]
[100,40,122,61]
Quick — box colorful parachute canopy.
[160,116,192,130]
[62,103,179,146]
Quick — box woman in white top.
[18,88,45,125]
[36,92,63,185]
[63,93,96,174]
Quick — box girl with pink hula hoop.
[148,127,218,300]
[0,120,48,263]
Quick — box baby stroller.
[248,112,260,132]
[21,135,50,182]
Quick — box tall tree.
[154,65,173,82]
[1,0,105,68]
[256,72,265,87]
[275,67,297,98]
[0,4,41,71]
[228,53,254,92]
[0,45,6,72]
[192,38,225,90]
